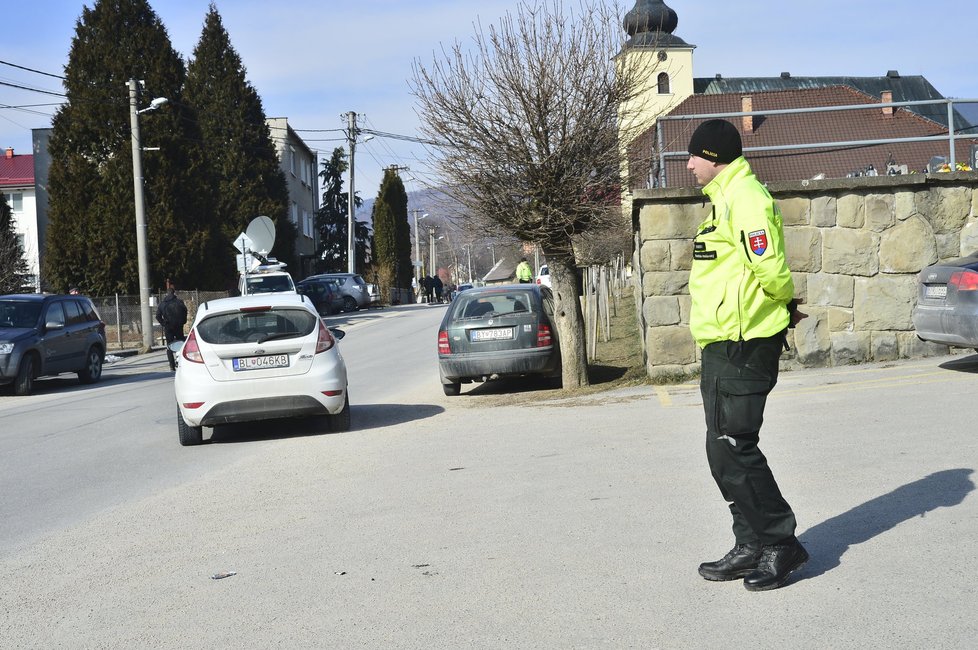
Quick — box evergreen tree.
[370,169,411,288]
[314,147,369,273]
[0,194,30,293]
[44,0,224,294]
[183,4,294,275]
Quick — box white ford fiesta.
[174,294,349,446]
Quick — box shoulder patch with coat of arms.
[748,230,768,256]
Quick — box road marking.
[654,386,672,407]
[776,369,972,396]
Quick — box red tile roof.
[629,86,978,188]
[0,153,34,188]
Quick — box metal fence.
[92,290,228,351]
[649,97,978,189]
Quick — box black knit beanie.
[687,119,742,164]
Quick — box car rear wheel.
[77,346,104,384]
[442,381,461,396]
[13,353,36,396]
[342,296,358,312]
[329,394,351,432]
[177,406,203,446]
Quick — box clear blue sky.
[3,0,977,197]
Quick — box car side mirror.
[45,321,65,331]
[329,327,345,340]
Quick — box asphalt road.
[2,303,977,648]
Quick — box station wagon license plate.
[924,285,947,299]
[232,354,290,371]
[471,327,514,342]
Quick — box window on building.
[291,202,298,224]
[657,72,670,95]
[4,192,23,211]
[289,146,297,176]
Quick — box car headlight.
[0,342,14,355]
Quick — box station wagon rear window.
[452,292,534,320]
[196,308,317,345]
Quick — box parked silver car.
[304,273,372,312]
[912,253,978,350]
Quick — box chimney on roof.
[886,70,900,78]
[741,95,753,135]
[881,90,894,118]
[715,73,722,80]
[5,147,12,159]
[780,72,791,79]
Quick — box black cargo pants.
[700,331,797,546]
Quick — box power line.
[0,80,66,98]
[0,59,65,80]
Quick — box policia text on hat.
[686,119,809,591]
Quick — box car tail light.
[182,402,204,409]
[536,278,541,285]
[949,270,978,291]
[438,330,451,354]
[316,320,335,353]
[182,330,204,363]
[537,324,553,347]
[322,389,344,397]
[239,305,272,313]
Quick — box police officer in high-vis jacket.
[686,119,808,591]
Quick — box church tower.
[618,1,695,159]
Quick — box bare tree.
[412,0,655,388]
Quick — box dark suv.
[0,294,107,396]
[297,278,343,316]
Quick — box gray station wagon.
[437,284,561,395]
[0,294,107,396]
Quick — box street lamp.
[413,211,428,282]
[128,79,167,352]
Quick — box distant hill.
[358,186,464,230]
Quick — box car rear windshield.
[196,308,317,345]
[0,300,42,328]
[245,274,294,293]
[452,291,534,321]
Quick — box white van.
[238,262,296,295]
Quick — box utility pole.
[344,111,358,274]
[428,227,436,277]
[128,79,164,352]
[412,210,427,284]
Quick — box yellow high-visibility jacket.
[688,156,793,347]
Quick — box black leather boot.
[743,539,809,591]
[698,543,763,581]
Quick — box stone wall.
[631,173,978,380]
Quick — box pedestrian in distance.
[516,257,533,283]
[432,274,444,303]
[156,280,188,372]
[686,119,809,591]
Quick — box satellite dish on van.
[245,215,276,255]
